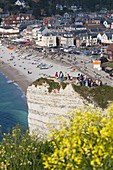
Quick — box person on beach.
[59,71,64,81]
[55,72,58,78]
[67,74,71,80]
[64,72,68,80]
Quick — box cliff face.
[27,83,87,136]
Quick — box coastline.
[0,61,31,94]
[0,45,81,95]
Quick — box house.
[87,33,98,46]
[107,44,113,60]
[85,17,101,25]
[2,14,35,28]
[101,32,113,44]
[100,8,108,14]
[50,19,61,27]
[32,27,40,39]
[75,32,98,48]
[38,27,49,35]
[37,26,49,41]
[36,33,56,47]
[43,17,54,26]
[70,6,78,11]
[19,19,39,31]
[100,46,108,54]
[92,17,101,25]
[64,25,86,32]
[64,25,73,31]
[22,26,49,41]
[49,26,64,33]
[22,25,34,39]
[103,19,113,28]
[15,0,26,8]
[0,11,9,21]
[60,32,74,47]
[75,25,87,31]
[0,26,19,38]
[75,20,83,25]
[56,4,63,10]
[63,13,70,19]
[72,30,88,48]
[97,33,102,43]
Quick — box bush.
[1,104,113,170]
[43,103,113,170]
[0,125,52,170]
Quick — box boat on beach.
[39,63,53,69]
[7,80,15,84]
[7,46,14,50]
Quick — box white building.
[60,33,74,47]
[101,33,113,44]
[15,0,26,8]
[0,26,19,38]
[36,33,56,47]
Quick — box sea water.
[0,72,28,139]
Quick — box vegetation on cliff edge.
[0,104,113,169]
[32,77,68,93]
[72,84,113,109]
[32,78,113,109]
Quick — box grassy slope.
[32,78,113,109]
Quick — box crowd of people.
[54,71,103,87]
[55,71,73,81]
[76,73,102,87]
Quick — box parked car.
[105,67,113,73]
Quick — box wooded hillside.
[0,0,113,17]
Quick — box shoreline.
[0,61,32,94]
[0,45,82,94]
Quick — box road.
[57,53,113,87]
[72,54,113,86]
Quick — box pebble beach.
[0,45,81,94]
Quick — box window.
[49,44,53,46]
[26,16,29,20]
[16,17,20,20]
[21,17,24,20]
[49,40,53,43]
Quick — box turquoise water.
[0,72,28,139]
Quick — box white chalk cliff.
[27,81,89,136]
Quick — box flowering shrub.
[1,104,113,170]
[43,103,113,170]
[0,125,52,170]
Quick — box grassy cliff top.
[31,77,67,92]
[31,77,113,109]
